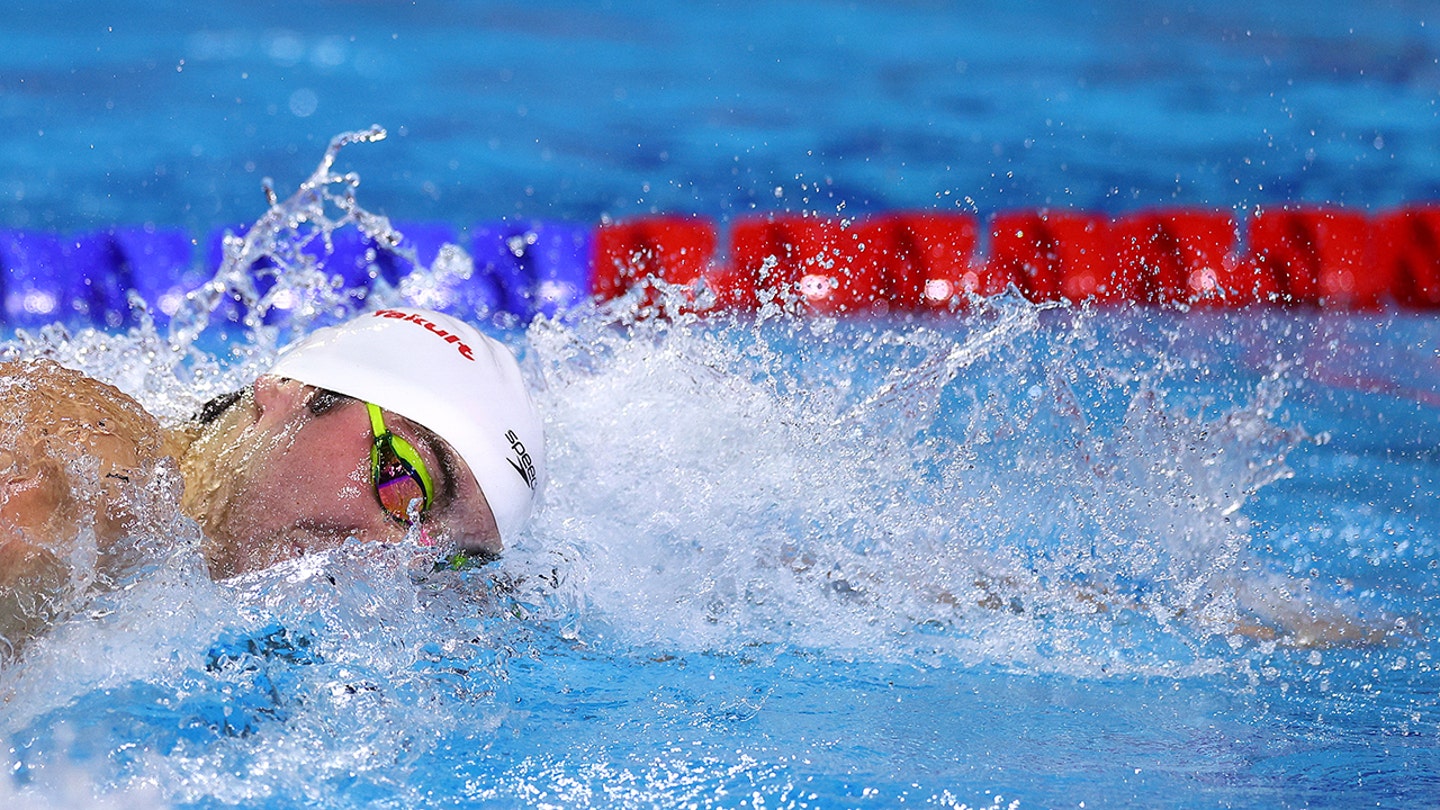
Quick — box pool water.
[2,229,1435,807]
[7,0,1440,231]
[3,1,1439,808]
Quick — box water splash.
[0,130,1378,687]
[503,292,1346,675]
[0,134,528,806]
[0,133,1421,808]
[0,126,454,423]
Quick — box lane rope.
[4,206,1438,327]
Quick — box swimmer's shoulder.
[0,359,177,462]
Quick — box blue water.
[6,0,1440,233]
[1,2,1439,809]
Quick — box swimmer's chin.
[212,537,441,593]
[200,530,340,580]
[198,536,274,581]
[200,527,452,581]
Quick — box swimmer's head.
[267,307,545,548]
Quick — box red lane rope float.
[1248,206,1379,308]
[873,212,983,309]
[727,215,882,313]
[595,206,1440,312]
[990,210,1115,304]
[724,213,985,313]
[1370,207,1440,308]
[1112,209,1242,305]
[593,216,718,308]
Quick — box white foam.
[503,292,1325,675]
[0,133,1400,807]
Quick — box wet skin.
[181,376,500,579]
[0,360,178,654]
[0,361,499,654]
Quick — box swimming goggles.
[367,402,435,525]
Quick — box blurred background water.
[6,0,1440,234]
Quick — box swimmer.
[0,307,545,658]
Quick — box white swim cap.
[268,307,544,545]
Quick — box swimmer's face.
[193,376,500,578]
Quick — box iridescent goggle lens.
[367,402,434,525]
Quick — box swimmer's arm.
[1231,574,1403,647]
[0,360,174,658]
[0,381,81,656]
[928,571,1399,648]
[0,530,67,660]
[0,360,174,548]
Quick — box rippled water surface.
[6,0,1440,230]
[0,207,1435,805]
[2,1,1439,807]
